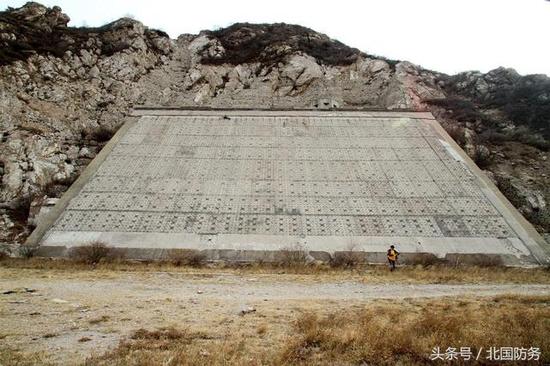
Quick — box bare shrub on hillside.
[477,128,508,144]
[443,124,466,147]
[472,144,493,168]
[83,125,117,143]
[506,126,549,151]
[530,208,550,232]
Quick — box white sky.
[2,0,549,76]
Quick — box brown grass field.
[2,295,548,365]
[3,295,545,365]
[1,256,550,284]
[1,257,549,365]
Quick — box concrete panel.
[28,109,550,264]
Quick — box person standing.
[387,245,399,271]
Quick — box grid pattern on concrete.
[50,114,517,239]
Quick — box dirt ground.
[1,264,550,365]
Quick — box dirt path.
[1,269,549,364]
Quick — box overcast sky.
[2,0,549,76]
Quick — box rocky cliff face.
[0,3,548,248]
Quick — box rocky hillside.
[0,2,548,249]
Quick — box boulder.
[281,54,323,88]
[28,196,59,227]
[188,35,225,63]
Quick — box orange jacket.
[387,249,398,261]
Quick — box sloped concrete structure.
[28,109,550,264]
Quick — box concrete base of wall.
[33,231,537,266]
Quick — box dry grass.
[0,347,53,366]
[401,253,447,266]
[1,257,550,284]
[329,244,365,268]
[168,249,207,267]
[88,315,110,325]
[277,243,310,267]
[256,323,268,336]
[87,327,213,366]
[84,295,550,365]
[359,264,550,284]
[274,243,364,269]
[449,254,504,267]
[69,241,124,264]
[279,295,550,365]
[403,253,504,267]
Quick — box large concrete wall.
[28,109,550,264]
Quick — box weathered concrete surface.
[28,109,550,264]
